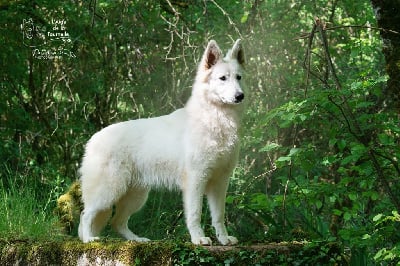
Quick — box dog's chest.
[185,104,241,163]
[197,124,239,161]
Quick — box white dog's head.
[195,39,245,106]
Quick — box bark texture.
[371,0,400,110]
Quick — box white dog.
[78,39,245,246]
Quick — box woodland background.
[0,0,399,264]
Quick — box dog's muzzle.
[234,92,244,103]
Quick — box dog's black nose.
[234,92,244,103]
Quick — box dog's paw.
[134,237,150,242]
[83,236,100,243]
[192,236,212,246]
[126,235,151,242]
[218,235,238,246]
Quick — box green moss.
[0,239,344,265]
[55,181,83,234]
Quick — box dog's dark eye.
[236,75,242,80]
[219,76,227,81]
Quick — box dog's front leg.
[183,174,212,245]
[206,176,238,246]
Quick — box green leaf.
[329,196,337,203]
[374,248,386,260]
[341,154,357,166]
[356,101,374,109]
[333,209,343,216]
[391,210,400,221]
[329,138,337,147]
[348,193,357,201]
[343,212,352,221]
[337,139,346,151]
[225,195,234,204]
[373,213,383,222]
[350,81,362,90]
[260,142,281,152]
[351,143,367,155]
[277,156,291,162]
[362,234,371,240]
[315,200,322,209]
[241,11,250,23]
[378,133,393,145]
[288,147,301,156]
[370,191,379,201]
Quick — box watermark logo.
[21,18,76,60]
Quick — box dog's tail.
[54,180,83,234]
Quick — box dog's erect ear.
[202,40,222,70]
[227,39,245,65]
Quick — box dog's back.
[81,109,187,190]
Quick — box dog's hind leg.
[79,207,112,243]
[111,187,150,242]
[92,208,112,235]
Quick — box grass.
[0,171,62,240]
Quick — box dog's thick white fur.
[78,39,245,245]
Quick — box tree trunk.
[370,0,400,111]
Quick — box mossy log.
[0,239,343,265]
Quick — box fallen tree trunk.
[0,239,343,265]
